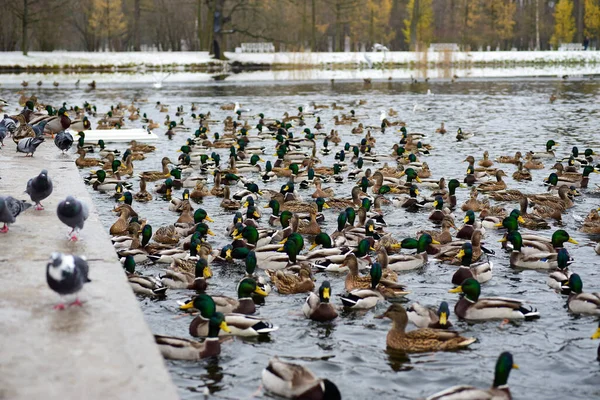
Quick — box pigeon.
[54,130,73,153]
[16,136,44,156]
[0,114,16,147]
[0,196,32,232]
[32,120,48,137]
[26,169,53,210]
[46,252,91,309]
[57,195,89,241]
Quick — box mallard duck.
[186,294,278,337]
[133,178,152,202]
[456,127,473,141]
[451,242,493,285]
[374,304,475,352]
[512,162,532,181]
[267,265,315,294]
[302,281,338,322]
[418,216,456,245]
[383,234,437,271]
[477,170,507,192]
[339,261,385,309]
[487,189,525,202]
[429,196,448,222]
[407,301,453,330]
[130,140,156,153]
[547,248,573,293]
[435,122,447,134]
[478,151,494,168]
[449,278,540,321]
[530,139,558,159]
[523,152,544,170]
[501,231,560,270]
[261,358,341,400]
[123,256,167,298]
[581,208,600,234]
[220,186,241,210]
[181,278,267,315]
[154,313,229,360]
[563,274,600,316]
[457,210,477,239]
[160,258,212,291]
[425,352,518,400]
[461,187,489,211]
[140,157,173,181]
[517,198,550,230]
[75,148,103,168]
[496,151,522,164]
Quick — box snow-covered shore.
[0,50,599,70]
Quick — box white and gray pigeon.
[0,196,32,233]
[46,252,91,309]
[26,169,53,210]
[56,195,89,241]
[0,114,17,147]
[16,136,44,157]
[53,130,73,153]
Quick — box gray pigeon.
[26,169,53,210]
[46,252,91,309]
[32,120,47,137]
[57,195,89,241]
[0,114,16,147]
[54,130,73,153]
[0,196,32,232]
[17,136,44,156]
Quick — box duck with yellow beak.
[303,281,338,322]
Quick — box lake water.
[2,77,599,399]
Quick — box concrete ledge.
[0,140,178,400]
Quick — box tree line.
[1,0,599,57]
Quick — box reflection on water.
[2,79,599,400]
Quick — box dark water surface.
[3,79,600,399]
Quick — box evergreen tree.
[89,0,127,51]
[584,0,600,45]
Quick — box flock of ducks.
[3,89,600,400]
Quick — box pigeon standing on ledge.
[46,252,91,310]
[57,195,89,241]
[0,196,32,233]
[17,136,44,156]
[26,169,53,210]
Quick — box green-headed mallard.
[340,260,384,309]
[302,281,338,322]
[425,352,518,400]
[449,278,540,321]
[385,233,438,271]
[185,294,277,337]
[374,304,475,352]
[181,278,267,315]
[261,357,341,400]
[501,231,560,270]
[563,274,600,316]
[155,312,229,360]
[530,139,558,159]
[547,248,573,293]
[451,242,493,285]
[123,255,167,298]
[406,301,452,329]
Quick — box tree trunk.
[212,0,225,59]
[197,0,203,50]
[576,0,584,42]
[22,0,28,55]
[535,0,540,50]
[311,0,316,51]
[410,0,419,50]
[134,0,141,51]
[369,7,374,48]
[334,2,340,52]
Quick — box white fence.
[238,43,276,53]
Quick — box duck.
[501,231,560,270]
[140,157,173,181]
[530,139,559,159]
[130,140,156,153]
[457,210,477,239]
[477,170,508,192]
[344,255,409,298]
[547,248,573,293]
[435,122,447,134]
[180,278,268,315]
[406,301,453,329]
[496,151,522,164]
[456,127,474,141]
[425,352,518,400]
[374,304,476,352]
[517,198,550,230]
[261,358,341,400]
[451,242,493,285]
[75,148,103,168]
[339,261,385,309]
[449,278,540,321]
[123,256,167,298]
[563,274,600,316]
[478,151,494,168]
[267,265,315,294]
[383,234,437,271]
[185,294,278,337]
[154,312,229,360]
[523,152,544,170]
[461,187,489,211]
[160,258,213,291]
[581,208,600,234]
[302,281,338,322]
[418,216,456,245]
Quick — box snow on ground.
[0,50,599,69]
[0,64,595,88]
